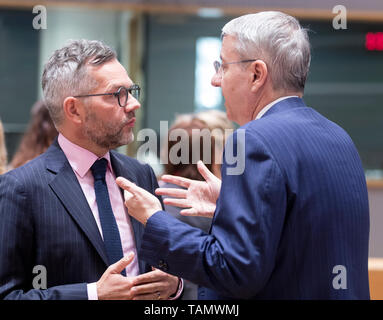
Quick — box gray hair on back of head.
[222,11,311,93]
[41,39,117,126]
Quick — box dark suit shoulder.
[245,102,349,140]
[3,152,48,184]
[241,103,356,159]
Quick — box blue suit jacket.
[0,140,159,299]
[140,97,370,299]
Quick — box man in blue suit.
[0,40,180,299]
[117,12,370,299]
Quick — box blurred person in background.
[159,111,233,299]
[10,100,58,169]
[0,119,7,174]
[194,109,235,179]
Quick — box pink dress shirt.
[58,134,139,299]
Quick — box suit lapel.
[45,141,109,267]
[110,152,147,274]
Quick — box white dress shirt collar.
[255,96,299,120]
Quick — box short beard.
[83,109,133,151]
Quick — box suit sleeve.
[145,163,165,210]
[140,129,287,298]
[0,173,88,300]
[144,163,186,299]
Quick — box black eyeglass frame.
[213,59,259,73]
[73,84,140,108]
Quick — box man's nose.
[211,73,221,87]
[125,97,140,112]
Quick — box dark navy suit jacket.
[140,97,370,299]
[0,140,158,299]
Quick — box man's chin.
[124,132,134,145]
[115,132,134,149]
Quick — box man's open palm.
[155,161,221,218]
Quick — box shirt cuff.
[87,282,98,300]
[168,278,184,300]
[87,278,182,300]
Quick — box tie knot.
[91,158,108,181]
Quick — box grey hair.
[222,11,311,93]
[41,39,117,126]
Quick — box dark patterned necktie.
[91,158,126,276]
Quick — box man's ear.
[250,60,268,93]
[63,96,83,125]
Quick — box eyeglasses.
[213,59,258,74]
[73,84,140,108]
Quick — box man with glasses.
[117,12,370,299]
[0,40,181,300]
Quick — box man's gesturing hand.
[116,177,162,225]
[155,161,221,218]
[97,253,180,300]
